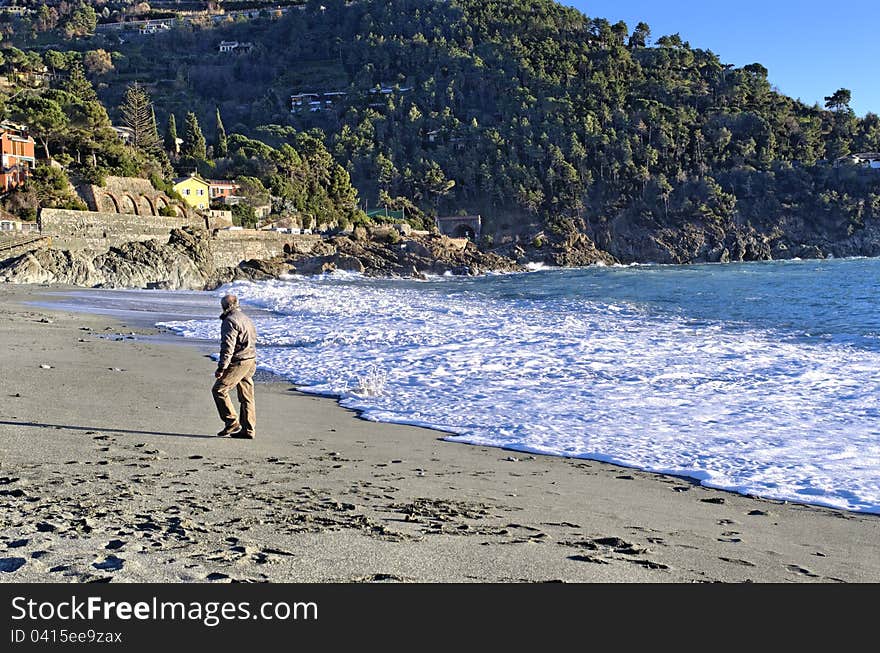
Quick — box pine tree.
[165,113,178,155]
[215,107,227,158]
[182,111,206,160]
[120,82,162,154]
[64,62,98,103]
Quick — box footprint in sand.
[568,554,611,565]
[785,564,819,578]
[719,557,756,567]
[0,557,26,573]
[627,559,669,570]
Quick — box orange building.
[0,121,36,193]
[208,179,239,200]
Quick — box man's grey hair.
[221,294,239,310]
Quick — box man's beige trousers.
[212,358,256,436]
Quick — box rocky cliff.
[0,229,221,289]
[588,212,880,264]
[0,228,523,289]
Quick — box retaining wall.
[39,209,203,251]
[210,230,323,268]
[0,235,51,261]
[37,209,323,268]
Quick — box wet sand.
[1,284,878,582]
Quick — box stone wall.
[37,209,323,268]
[76,176,187,218]
[210,230,322,268]
[39,208,202,251]
[0,235,51,261]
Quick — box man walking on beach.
[212,294,257,439]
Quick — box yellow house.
[173,173,211,210]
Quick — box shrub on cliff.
[2,164,86,219]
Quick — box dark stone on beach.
[0,557,26,573]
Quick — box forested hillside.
[5,0,880,261]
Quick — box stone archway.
[436,215,482,240]
[139,195,156,216]
[99,192,121,213]
[453,223,476,240]
[120,194,138,215]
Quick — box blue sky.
[566,0,878,116]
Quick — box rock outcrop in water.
[0,227,523,289]
[283,228,521,278]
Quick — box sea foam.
[159,265,880,513]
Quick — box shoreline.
[46,281,862,517]
[1,283,879,582]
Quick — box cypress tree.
[182,111,206,160]
[215,107,227,158]
[165,113,178,154]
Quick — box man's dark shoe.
[231,431,255,440]
[217,422,241,437]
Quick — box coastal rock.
[589,206,880,264]
[0,228,224,290]
[284,233,522,278]
[0,226,524,289]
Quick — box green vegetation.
[181,111,207,161]
[2,164,87,220]
[3,0,880,247]
[119,82,164,159]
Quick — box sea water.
[158,258,880,513]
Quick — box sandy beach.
[0,283,878,583]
